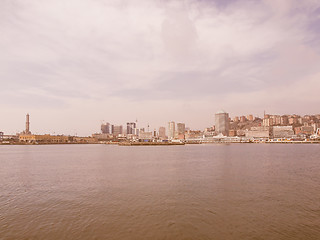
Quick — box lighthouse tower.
[25,114,31,135]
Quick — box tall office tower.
[167,121,175,139]
[126,122,136,135]
[159,127,166,139]
[101,122,111,134]
[177,123,185,135]
[25,113,31,134]
[133,128,139,136]
[112,125,123,136]
[215,110,230,136]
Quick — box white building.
[167,121,175,139]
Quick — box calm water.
[0,144,320,240]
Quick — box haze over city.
[2,1,320,239]
[1,0,320,135]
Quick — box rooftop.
[216,110,227,114]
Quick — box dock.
[118,142,185,146]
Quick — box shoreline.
[0,142,101,146]
[1,141,320,146]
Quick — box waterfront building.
[185,130,203,140]
[233,116,239,122]
[167,121,175,139]
[101,122,111,134]
[272,126,294,138]
[215,110,230,136]
[139,130,153,140]
[92,133,113,141]
[177,134,185,140]
[204,130,215,138]
[126,122,136,135]
[294,126,314,136]
[159,127,166,139]
[19,134,72,143]
[73,137,98,143]
[245,127,270,139]
[1,134,19,142]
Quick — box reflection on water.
[1,144,320,239]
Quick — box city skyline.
[2,110,320,137]
[3,110,319,144]
[1,0,320,136]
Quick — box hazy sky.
[1,0,320,135]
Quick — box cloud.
[1,0,320,135]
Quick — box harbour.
[1,144,320,240]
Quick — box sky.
[1,0,320,136]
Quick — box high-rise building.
[126,122,136,135]
[167,121,175,139]
[159,127,166,139]
[215,110,230,136]
[177,123,185,135]
[133,128,139,136]
[101,122,111,134]
[112,125,123,136]
[176,123,186,140]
